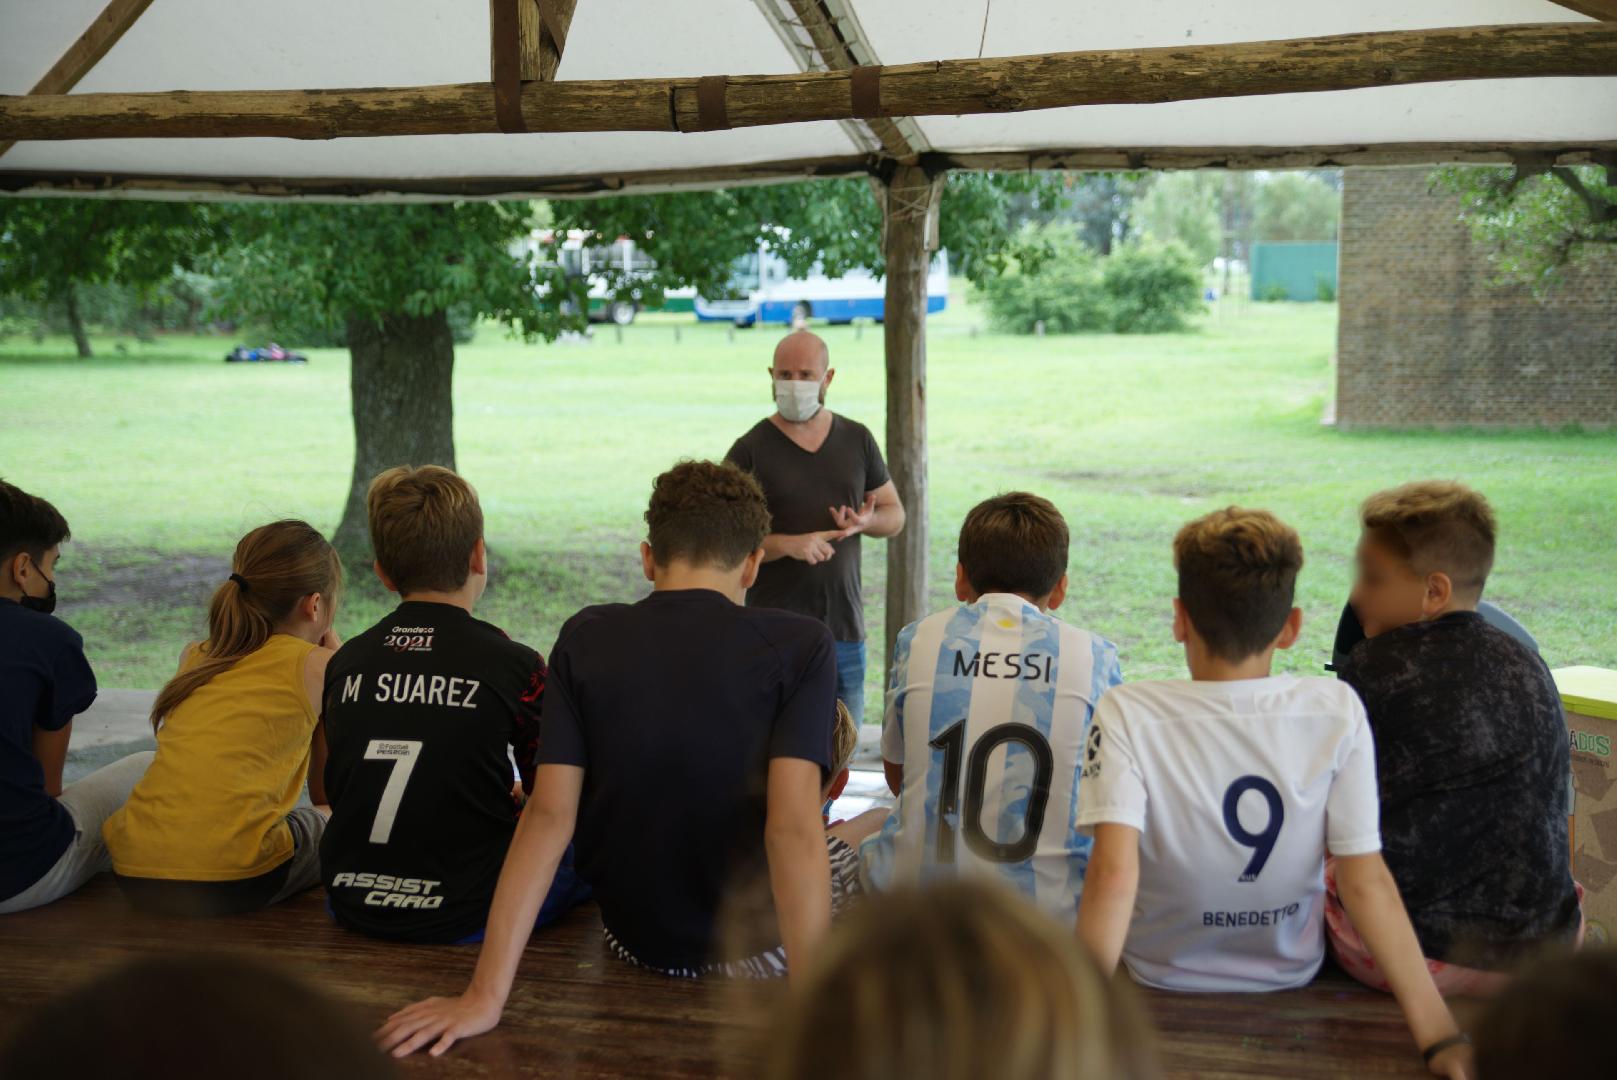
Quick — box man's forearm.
[862,503,905,539]
[32,723,71,798]
[761,533,795,563]
[766,825,832,977]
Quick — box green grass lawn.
[3,294,1614,719]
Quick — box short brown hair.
[367,466,483,594]
[645,460,771,570]
[957,492,1069,598]
[1173,507,1304,662]
[830,699,858,777]
[1359,481,1496,599]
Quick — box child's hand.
[319,627,342,650]
[1426,1042,1475,1080]
[376,991,502,1058]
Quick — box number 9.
[1222,775,1284,882]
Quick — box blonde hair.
[1172,507,1304,662]
[1360,481,1496,598]
[829,699,857,778]
[150,520,341,732]
[367,466,483,594]
[763,881,1159,1080]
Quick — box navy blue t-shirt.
[0,596,98,902]
[537,588,837,971]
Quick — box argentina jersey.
[860,593,1122,922]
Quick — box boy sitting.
[1076,508,1471,1079]
[1331,481,1580,991]
[320,466,588,943]
[861,492,1122,924]
[379,461,836,1057]
[1,480,152,914]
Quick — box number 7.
[363,740,423,845]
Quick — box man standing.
[725,331,905,723]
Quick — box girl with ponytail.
[103,520,343,916]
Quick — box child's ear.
[372,561,400,595]
[1275,606,1304,651]
[4,551,25,591]
[470,537,488,577]
[1044,573,1069,611]
[639,541,657,584]
[739,547,766,590]
[1171,598,1189,644]
[953,563,971,602]
[1423,571,1453,617]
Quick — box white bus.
[695,244,949,326]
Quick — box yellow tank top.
[104,634,319,881]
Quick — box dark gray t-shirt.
[725,414,890,642]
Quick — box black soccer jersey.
[320,600,544,943]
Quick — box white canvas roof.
[1,0,1614,198]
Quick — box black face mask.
[18,568,57,616]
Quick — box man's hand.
[828,493,878,537]
[786,530,847,565]
[376,991,503,1058]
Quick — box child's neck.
[652,564,748,605]
[399,588,479,614]
[960,589,1048,611]
[1184,640,1277,682]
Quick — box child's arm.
[766,756,833,978]
[377,763,584,1058]
[302,647,334,807]
[1334,853,1474,1079]
[32,722,71,798]
[1075,823,1140,974]
[307,722,329,808]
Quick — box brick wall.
[1335,167,1617,429]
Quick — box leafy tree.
[1004,172,1147,255]
[205,202,582,559]
[1252,172,1341,243]
[0,198,217,357]
[1132,172,1222,267]
[1432,163,1617,293]
[547,172,1068,301]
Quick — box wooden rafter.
[490,1,577,132]
[1549,1,1617,20]
[764,0,924,161]
[4,142,1615,202]
[0,0,156,160]
[2,22,1614,143]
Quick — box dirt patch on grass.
[64,547,233,611]
[1046,468,1216,501]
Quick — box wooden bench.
[0,878,1457,1078]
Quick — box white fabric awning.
[1,0,1613,198]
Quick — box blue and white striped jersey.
[860,593,1122,923]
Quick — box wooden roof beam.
[0,0,156,160]
[2,22,1615,142]
[1549,2,1617,20]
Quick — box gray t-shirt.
[725,414,890,642]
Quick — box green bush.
[1100,242,1205,334]
[1315,276,1337,302]
[981,225,1112,334]
[981,227,1206,336]
[1261,283,1292,302]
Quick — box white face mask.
[774,378,824,423]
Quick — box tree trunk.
[332,309,457,563]
[63,283,91,358]
[881,165,942,676]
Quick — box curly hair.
[645,460,772,570]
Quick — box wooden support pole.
[881,164,942,672]
[1,22,1615,141]
[0,0,155,160]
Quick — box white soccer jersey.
[860,594,1122,923]
[1075,675,1382,993]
